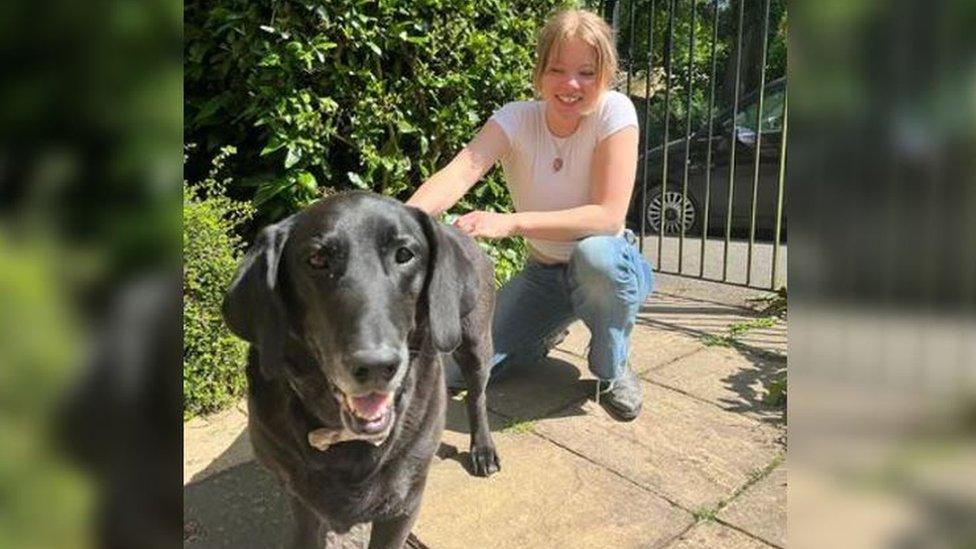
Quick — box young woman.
[407,9,653,421]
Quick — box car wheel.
[644,186,698,235]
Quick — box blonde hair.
[533,9,618,95]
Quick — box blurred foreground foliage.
[0,233,94,548]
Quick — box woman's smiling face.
[540,37,604,131]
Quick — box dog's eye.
[394,247,414,264]
[308,250,330,269]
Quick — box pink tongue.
[351,393,390,417]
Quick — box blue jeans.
[447,230,654,386]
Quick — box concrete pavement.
[184,273,787,548]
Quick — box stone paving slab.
[438,400,505,458]
[534,382,784,510]
[637,292,786,358]
[645,346,786,426]
[416,424,693,549]
[551,320,590,358]
[718,465,787,548]
[184,461,376,548]
[639,293,758,336]
[667,521,776,548]
[629,329,706,375]
[555,315,734,375]
[485,351,589,421]
[184,402,253,485]
[735,322,787,357]
[184,461,290,548]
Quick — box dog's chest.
[297,456,423,527]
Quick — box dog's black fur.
[223,191,499,548]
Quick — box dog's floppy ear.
[412,209,477,353]
[222,215,296,379]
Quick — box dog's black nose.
[350,347,401,383]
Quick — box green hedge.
[182,147,254,419]
[187,0,562,215]
[185,0,568,279]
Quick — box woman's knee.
[569,235,628,288]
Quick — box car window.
[734,88,785,132]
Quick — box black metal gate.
[596,0,787,290]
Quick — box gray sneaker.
[595,367,643,422]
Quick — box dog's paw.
[470,443,501,477]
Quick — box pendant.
[553,157,563,172]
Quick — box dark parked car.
[628,78,786,239]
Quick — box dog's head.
[222,191,475,440]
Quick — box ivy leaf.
[192,97,224,125]
[260,139,286,156]
[347,172,368,189]
[253,176,292,207]
[285,147,302,169]
[396,119,416,134]
[296,171,317,193]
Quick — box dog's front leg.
[453,335,501,477]
[367,506,421,549]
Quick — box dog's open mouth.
[340,391,395,435]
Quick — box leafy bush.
[183,147,254,419]
[185,0,564,278]
[479,236,527,287]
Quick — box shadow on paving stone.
[446,355,589,428]
[434,355,590,475]
[184,461,291,548]
[188,429,253,485]
[636,298,786,431]
[636,297,785,358]
[719,350,787,430]
[184,461,429,548]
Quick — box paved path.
[184,274,787,548]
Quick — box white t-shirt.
[490,90,639,262]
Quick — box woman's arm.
[406,121,510,216]
[455,126,639,240]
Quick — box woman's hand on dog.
[453,210,517,239]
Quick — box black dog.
[223,191,500,548]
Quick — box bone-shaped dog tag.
[308,428,387,451]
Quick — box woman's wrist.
[506,212,524,237]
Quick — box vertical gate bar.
[614,0,622,39]
[679,0,696,274]
[700,0,719,278]
[658,0,675,264]
[626,0,636,95]
[771,88,787,289]
[746,0,771,287]
[723,0,746,281]
[964,160,976,387]
[640,0,657,253]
